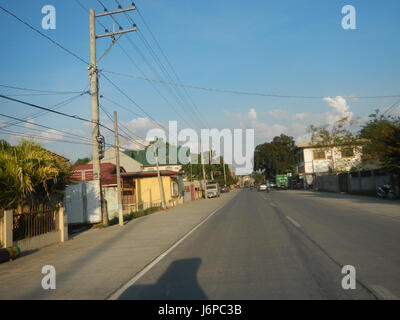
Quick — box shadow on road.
[286,190,400,207]
[119,258,207,300]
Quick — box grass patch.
[107,206,162,226]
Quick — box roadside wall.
[314,171,392,195]
[0,212,3,248]
[313,174,339,192]
[14,230,60,252]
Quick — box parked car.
[269,179,276,188]
[206,183,220,198]
[220,185,230,193]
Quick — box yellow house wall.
[135,176,173,205]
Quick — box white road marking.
[107,205,224,300]
[286,216,301,228]
[369,285,399,300]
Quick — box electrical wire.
[134,2,210,127]
[100,73,167,131]
[0,113,93,143]
[99,1,205,130]
[0,4,88,65]
[0,84,86,95]
[102,70,400,100]
[0,94,115,135]
[0,91,89,129]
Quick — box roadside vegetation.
[106,206,162,227]
[0,139,71,212]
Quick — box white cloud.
[323,96,353,124]
[226,96,355,146]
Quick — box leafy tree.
[251,172,265,183]
[72,157,91,166]
[0,139,71,211]
[359,111,400,174]
[307,117,359,173]
[254,134,296,178]
[181,154,237,186]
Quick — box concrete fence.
[1,207,68,252]
[313,170,393,195]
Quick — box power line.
[0,94,115,134]
[102,70,400,100]
[99,103,147,149]
[100,73,167,131]
[0,113,93,143]
[115,42,193,129]
[0,127,94,147]
[0,4,88,65]
[0,91,89,129]
[0,84,86,95]
[382,99,400,116]
[102,2,206,130]
[134,3,210,127]
[100,95,142,118]
[74,0,109,31]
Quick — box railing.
[13,208,59,241]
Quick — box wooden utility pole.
[209,139,214,180]
[154,139,166,208]
[201,141,208,199]
[222,156,227,186]
[113,111,124,226]
[88,6,136,225]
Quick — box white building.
[294,141,364,187]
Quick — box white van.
[206,183,220,198]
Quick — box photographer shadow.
[119,257,207,300]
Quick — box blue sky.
[0,0,400,171]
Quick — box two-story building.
[294,141,363,188]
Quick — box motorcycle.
[377,184,395,199]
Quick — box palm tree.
[0,139,70,211]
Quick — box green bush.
[106,207,162,226]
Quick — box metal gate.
[338,173,349,192]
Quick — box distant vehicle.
[276,175,289,189]
[220,185,230,193]
[258,184,267,191]
[206,183,220,198]
[269,179,276,188]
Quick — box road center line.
[107,200,230,300]
[368,285,399,300]
[286,216,301,228]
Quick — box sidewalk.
[0,191,239,299]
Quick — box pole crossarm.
[96,27,137,39]
[95,7,136,18]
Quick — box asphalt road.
[116,189,400,300]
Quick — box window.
[313,150,325,160]
[341,147,354,158]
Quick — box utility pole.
[209,139,214,181]
[88,6,136,225]
[201,141,208,199]
[190,156,193,182]
[222,156,227,186]
[154,139,166,208]
[113,111,123,226]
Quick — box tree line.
[253,111,400,179]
